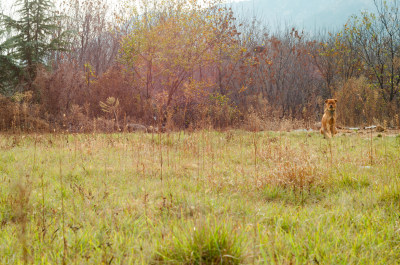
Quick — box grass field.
[0,130,400,264]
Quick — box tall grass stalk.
[33,134,37,173]
[159,130,163,183]
[59,158,67,265]
[370,127,374,165]
[16,180,29,265]
[40,173,46,242]
[253,131,258,184]
[329,139,333,170]
[197,134,200,177]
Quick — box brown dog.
[320,99,337,139]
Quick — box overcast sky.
[228,0,375,31]
[1,0,375,31]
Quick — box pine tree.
[0,0,69,94]
[0,27,21,95]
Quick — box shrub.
[0,92,48,132]
[34,63,87,118]
[335,76,399,126]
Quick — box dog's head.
[325,99,337,112]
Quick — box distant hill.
[226,0,375,32]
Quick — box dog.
[320,99,337,139]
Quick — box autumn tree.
[119,0,242,125]
[242,27,320,118]
[210,6,243,96]
[59,0,121,75]
[346,0,400,103]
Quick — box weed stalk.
[41,173,46,242]
[59,158,67,265]
[370,127,373,165]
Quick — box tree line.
[1,0,399,132]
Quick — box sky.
[225,0,375,31]
[1,0,376,31]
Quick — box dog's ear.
[334,99,337,103]
[325,99,328,104]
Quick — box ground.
[0,130,399,264]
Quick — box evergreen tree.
[0,27,21,96]
[0,0,69,94]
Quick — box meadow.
[0,130,399,264]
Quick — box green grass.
[0,131,399,264]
